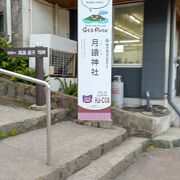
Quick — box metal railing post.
[46,85,51,165]
[0,68,52,165]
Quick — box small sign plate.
[3,47,48,57]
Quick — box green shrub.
[0,38,35,83]
[0,133,7,139]
[56,78,77,97]
[9,129,18,136]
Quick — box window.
[49,49,77,78]
[0,12,4,36]
[113,3,144,67]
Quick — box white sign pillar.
[78,0,112,121]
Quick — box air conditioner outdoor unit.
[29,34,77,91]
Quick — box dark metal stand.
[36,56,45,106]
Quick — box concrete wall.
[0,0,23,47]
[22,0,70,47]
[57,9,70,38]
[32,0,54,34]
[0,0,70,47]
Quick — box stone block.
[23,95,35,104]
[59,163,69,180]
[103,139,115,154]
[16,82,25,100]
[89,146,102,160]
[7,83,16,98]
[75,153,91,171]
[0,80,8,96]
[29,86,36,97]
[68,160,77,176]
[99,121,112,129]
[112,107,171,137]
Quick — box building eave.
[44,0,180,25]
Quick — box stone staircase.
[67,137,148,180]
[0,101,69,137]
[0,120,148,180]
[0,97,150,180]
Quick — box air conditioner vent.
[49,49,76,77]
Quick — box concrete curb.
[152,128,180,149]
[0,108,70,138]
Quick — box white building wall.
[32,0,54,34]
[22,0,31,47]
[22,0,70,47]
[58,9,70,38]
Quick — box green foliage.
[0,129,18,140]
[145,144,154,152]
[111,100,117,107]
[9,129,18,136]
[0,38,35,83]
[0,133,7,139]
[66,83,78,96]
[56,78,78,96]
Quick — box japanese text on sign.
[3,47,48,58]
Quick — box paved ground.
[116,147,180,180]
[0,97,45,127]
[0,104,45,126]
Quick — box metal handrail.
[0,68,52,165]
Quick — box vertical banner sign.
[78,0,112,121]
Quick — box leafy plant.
[111,100,117,107]
[0,133,7,139]
[66,83,78,96]
[0,129,18,140]
[56,78,77,96]
[0,38,35,83]
[9,129,18,136]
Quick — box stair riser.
[99,147,142,180]
[0,109,69,138]
[65,138,149,180]
[41,131,128,180]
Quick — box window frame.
[112,2,144,68]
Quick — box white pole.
[6,0,12,44]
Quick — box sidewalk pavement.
[116,147,180,180]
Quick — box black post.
[36,55,45,106]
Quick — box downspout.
[54,4,58,35]
[6,0,12,44]
[29,0,33,34]
[168,0,180,117]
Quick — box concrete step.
[152,127,180,148]
[67,137,148,180]
[0,103,70,138]
[0,121,127,180]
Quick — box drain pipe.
[6,0,12,44]
[54,3,58,35]
[168,0,180,117]
[29,0,33,34]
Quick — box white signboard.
[78,0,112,121]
